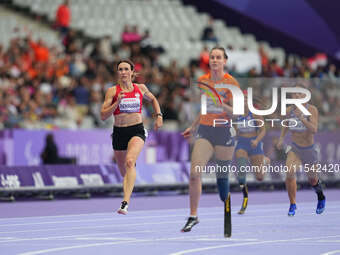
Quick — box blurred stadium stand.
[0,7,61,50]
[11,0,286,66]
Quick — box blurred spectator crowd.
[1,24,340,131]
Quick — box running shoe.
[316,198,326,214]
[288,203,297,216]
[117,201,128,215]
[181,217,199,232]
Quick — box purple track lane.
[0,190,339,255]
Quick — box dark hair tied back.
[117,59,135,71]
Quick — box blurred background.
[0,0,339,200]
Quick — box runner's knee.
[125,157,135,169]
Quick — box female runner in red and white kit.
[101,59,163,214]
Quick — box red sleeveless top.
[113,84,143,115]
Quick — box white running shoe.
[117,201,128,215]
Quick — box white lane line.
[0,212,110,221]
[0,207,223,223]
[321,250,340,255]
[0,231,259,244]
[1,201,338,221]
[0,230,152,244]
[0,207,194,221]
[0,211,226,227]
[18,239,147,255]
[0,222,293,244]
[17,234,340,255]
[76,237,136,241]
[16,235,260,255]
[317,240,340,243]
[0,219,201,235]
[2,205,340,227]
[196,238,258,241]
[168,235,340,255]
[1,211,338,237]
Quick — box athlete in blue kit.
[234,92,268,214]
[277,85,325,216]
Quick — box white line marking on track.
[0,212,110,221]
[18,239,147,255]
[17,234,340,255]
[76,237,136,241]
[168,235,340,255]
[317,240,340,243]
[1,201,338,221]
[0,219,327,244]
[0,219,201,235]
[0,211,339,235]
[196,238,258,241]
[1,205,340,227]
[0,230,152,244]
[0,212,223,227]
[0,207,194,221]
[16,235,230,255]
[321,250,340,255]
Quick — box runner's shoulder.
[223,73,240,87]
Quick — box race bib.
[119,98,140,113]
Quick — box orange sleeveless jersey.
[198,73,240,126]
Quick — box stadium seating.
[0,7,60,49]
[12,0,285,66]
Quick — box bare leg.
[122,136,145,203]
[115,151,127,178]
[189,139,214,216]
[250,154,265,181]
[285,151,301,205]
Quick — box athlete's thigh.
[190,138,214,173]
[126,136,145,162]
[250,154,264,166]
[214,145,235,161]
[250,154,265,179]
[286,151,301,179]
[235,149,249,159]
